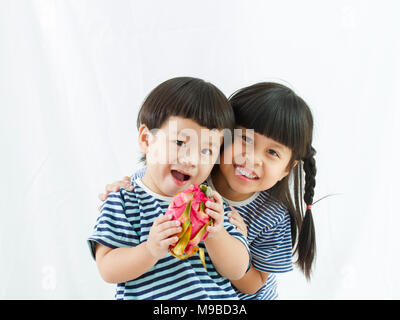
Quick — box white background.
[1,0,399,299]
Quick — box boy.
[88,77,250,299]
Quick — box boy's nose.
[179,145,201,167]
[179,153,198,167]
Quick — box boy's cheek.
[195,164,215,182]
[147,143,170,165]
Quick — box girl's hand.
[227,205,248,238]
[146,214,182,260]
[205,191,225,238]
[98,176,134,209]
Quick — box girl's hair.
[229,82,316,279]
[137,77,235,131]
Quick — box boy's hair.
[137,77,235,131]
[229,82,316,280]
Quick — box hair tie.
[306,204,312,210]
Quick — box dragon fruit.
[167,184,214,270]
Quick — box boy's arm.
[204,192,250,280]
[204,228,249,280]
[95,242,158,283]
[224,205,269,293]
[92,210,181,283]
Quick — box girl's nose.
[239,151,262,168]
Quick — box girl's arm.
[204,191,250,280]
[230,266,269,295]
[95,214,181,283]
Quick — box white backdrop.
[1,0,399,299]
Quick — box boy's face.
[139,116,223,197]
[218,127,294,197]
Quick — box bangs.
[229,83,313,157]
[137,77,235,131]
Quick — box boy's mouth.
[171,169,191,184]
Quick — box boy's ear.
[138,124,152,154]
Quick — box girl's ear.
[138,124,152,154]
[280,160,298,181]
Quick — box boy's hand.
[204,191,225,238]
[145,214,182,260]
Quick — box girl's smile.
[234,164,259,181]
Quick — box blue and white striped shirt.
[88,176,250,300]
[206,177,293,300]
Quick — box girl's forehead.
[235,126,291,151]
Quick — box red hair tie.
[306,205,312,210]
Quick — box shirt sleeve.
[251,212,293,273]
[130,166,146,184]
[87,189,140,260]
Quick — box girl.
[99,82,317,300]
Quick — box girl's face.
[217,127,294,199]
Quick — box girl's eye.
[267,149,279,157]
[241,135,253,144]
[176,140,186,147]
[201,148,212,155]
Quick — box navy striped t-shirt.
[88,177,250,300]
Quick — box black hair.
[229,82,317,279]
[137,77,235,131]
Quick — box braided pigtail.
[297,146,317,279]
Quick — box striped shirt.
[206,177,293,300]
[128,167,293,300]
[87,177,250,300]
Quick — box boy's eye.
[267,149,279,157]
[241,135,253,144]
[175,140,186,147]
[201,148,212,156]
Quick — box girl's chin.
[229,174,260,193]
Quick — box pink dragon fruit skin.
[166,184,213,269]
